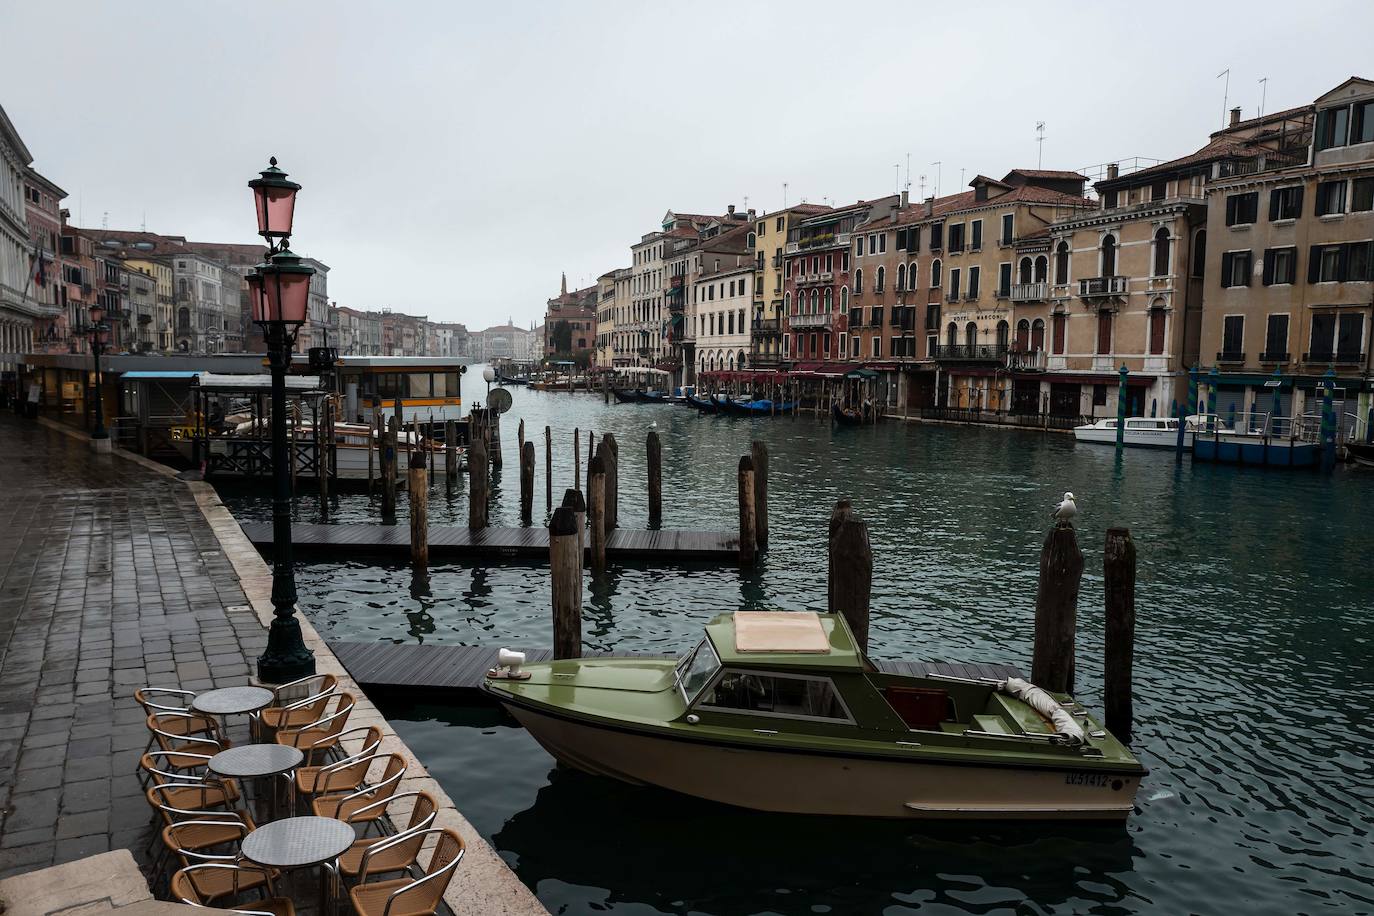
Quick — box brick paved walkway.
[0,415,268,877]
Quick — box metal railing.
[1260,351,1291,363]
[1217,350,1246,363]
[1303,351,1365,364]
[931,343,1008,361]
[1079,276,1128,297]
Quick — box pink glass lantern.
[255,250,314,325]
[248,158,301,240]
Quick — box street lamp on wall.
[247,157,317,684]
[87,303,109,441]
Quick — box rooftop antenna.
[101,211,108,229]
[1218,68,1231,128]
[1258,76,1268,118]
[141,211,147,232]
[931,161,942,197]
[918,174,927,198]
[905,153,912,192]
[1036,122,1047,169]
[782,182,788,209]
[959,168,966,189]
[894,164,901,194]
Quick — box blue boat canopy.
[121,370,204,379]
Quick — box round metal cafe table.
[191,685,274,717]
[208,744,303,819]
[241,816,355,914]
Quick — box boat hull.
[1193,434,1319,467]
[1072,427,1184,449]
[504,704,1140,821]
[611,389,639,404]
[832,403,863,425]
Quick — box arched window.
[824,287,833,311]
[728,352,735,371]
[1054,241,1070,284]
[965,322,978,350]
[896,263,907,291]
[840,286,849,313]
[931,259,942,288]
[1034,256,1048,283]
[909,261,918,289]
[1191,229,1207,279]
[738,350,747,368]
[1153,227,1171,277]
[854,268,863,294]
[1031,318,1045,351]
[810,289,819,313]
[996,320,1010,350]
[946,321,958,348]
[1148,302,1167,355]
[1101,234,1117,276]
[784,291,792,314]
[746,231,756,249]
[1016,318,1031,351]
[1018,257,1033,284]
[875,265,886,292]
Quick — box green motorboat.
[483,611,1146,820]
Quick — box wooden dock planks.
[327,640,1023,695]
[240,522,739,561]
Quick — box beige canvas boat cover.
[998,677,1086,746]
[734,611,830,653]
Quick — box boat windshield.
[676,639,721,703]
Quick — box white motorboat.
[1073,414,1229,450]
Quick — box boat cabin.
[676,612,1065,743]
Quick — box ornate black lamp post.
[88,302,110,441]
[247,157,317,683]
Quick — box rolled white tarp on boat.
[998,678,1086,746]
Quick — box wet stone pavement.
[0,415,268,878]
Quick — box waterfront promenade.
[0,414,544,914]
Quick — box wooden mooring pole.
[562,488,586,557]
[369,407,378,494]
[647,430,662,528]
[588,453,606,572]
[519,441,535,524]
[549,505,582,659]
[444,420,457,494]
[750,440,768,548]
[544,425,552,511]
[489,409,502,468]
[574,428,581,490]
[1032,522,1084,694]
[737,456,756,565]
[408,452,428,569]
[1103,527,1137,743]
[827,500,872,653]
[601,433,619,530]
[468,435,489,529]
[382,416,398,521]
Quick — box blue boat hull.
[1193,435,1319,468]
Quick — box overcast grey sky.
[4,1,1371,329]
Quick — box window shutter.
[897,229,907,251]
[1241,253,1252,286]
[1337,243,1350,281]
[1221,252,1233,288]
[1226,196,1237,226]
[1308,245,1322,283]
[1293,186,1304,213]
[1269,191,1280,222]
[1262,250,1275,286]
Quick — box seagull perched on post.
[1051,492,1077,526]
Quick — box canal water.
[218,378,1374,915]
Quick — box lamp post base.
[256,614,317,684]
[89,436,113,453]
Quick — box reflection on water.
[221,382,1374,915]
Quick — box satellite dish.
[488,387,513,414]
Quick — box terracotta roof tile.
[1003,168,1088,182]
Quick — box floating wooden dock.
[242,522,738,560]
[328,640,1023,696]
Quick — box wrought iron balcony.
[1011,282,1048,301]
[1303,350,1364,365]
[1216,350,1246,364]
[1078,276,1128,298]
[931,343,1008,362]
[752,318,781,335]
[1259,350,1290,363]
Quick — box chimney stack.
[1106,162,1119,180]
[900,189,909,208]
[1229,106,1242,127]
[924,196,935,217]
[727,204,736,216]
[747,208,756,221]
